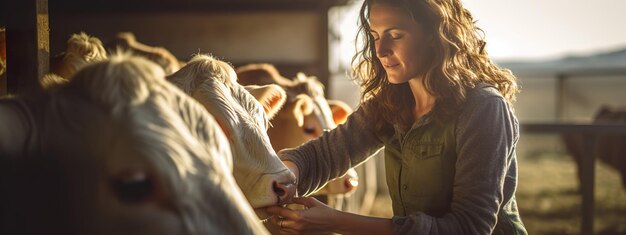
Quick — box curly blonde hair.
[352,0,518,131]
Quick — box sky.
[463,0,626,61]
[331,0,626,64]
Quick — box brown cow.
[107,32,182,75]
[562,106,626,189]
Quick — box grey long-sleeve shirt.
[278,84,524,234]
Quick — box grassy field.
[517,151,626,235]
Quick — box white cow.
[236,63,358,197]
[167,55,297,218]
[0,54,268,234]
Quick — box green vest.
[383,116,526,235]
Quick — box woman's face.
[369,3,432,84]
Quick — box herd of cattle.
[1,31,625,234]
[0,32,358,234]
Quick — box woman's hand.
[266,197,338,235]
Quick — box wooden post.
[556,74,567,121]
[580,134,596,235]
[319,7,331,95]
[5,0,49,96]
[1,28,6,96]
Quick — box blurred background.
[2,0,625,234]
[332,1,626,235]
[329,1,626,235]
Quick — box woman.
[266,0,526,234]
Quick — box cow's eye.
[110,171,154,204]
[303,127,316,135]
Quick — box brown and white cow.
[166,55,297,218]
[562,106,626,189]
[236,63,358,196]
[0,54,268,234]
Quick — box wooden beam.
[5,0,49,95]
[318,7,331,94]
[50,0,350,14]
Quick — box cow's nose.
[345,177,359,193]
[273,181,296,204]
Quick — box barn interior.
[1,0,355,96]
[1,1,385,234]
[2,1,626,235]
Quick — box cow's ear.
[327,100,352,125]
[292,94,314,127]
[244,84,286,119]
[40,73,69,89]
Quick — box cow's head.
[50,32,108,79]
[3,54,268,234]
[167,55,296,218]
[236,64,357,195]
